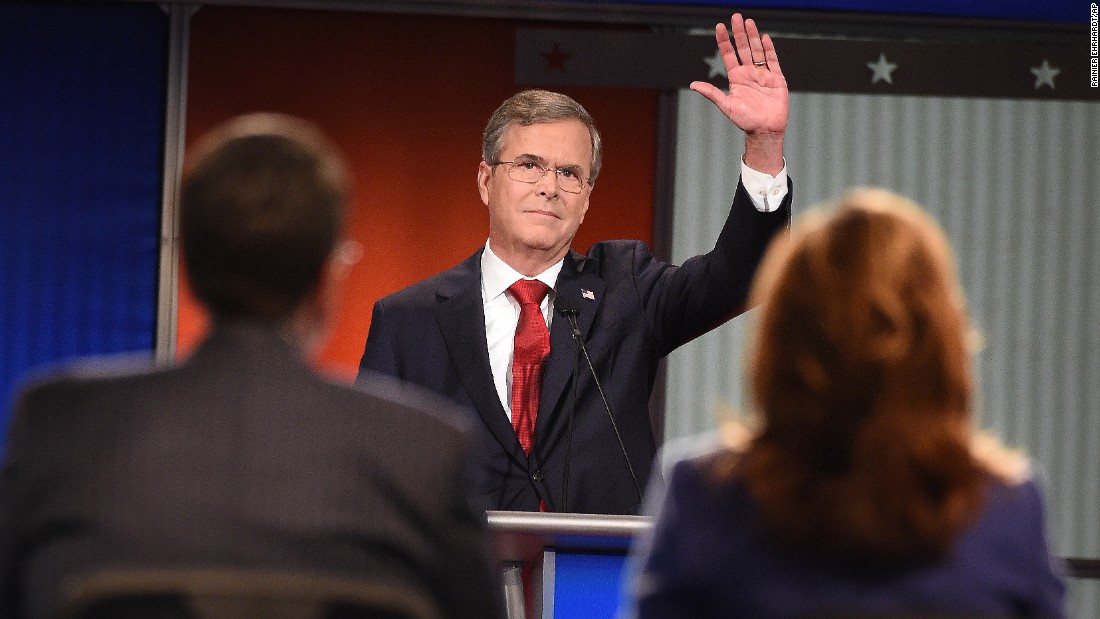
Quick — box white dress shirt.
[482,244,562,420]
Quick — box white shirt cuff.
[740,158,788,212]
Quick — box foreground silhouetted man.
[0,114,502,619]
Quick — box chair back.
[57,569,443,619]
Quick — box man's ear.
[296,241,360,357]
[477,161,493,206]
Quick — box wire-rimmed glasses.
[493,160,589,194]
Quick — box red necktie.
[508,279,551,456]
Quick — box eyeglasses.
[494,160,589,194]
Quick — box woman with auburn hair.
[625,188,1065,618]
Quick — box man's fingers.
[715,22,732,50]
[745,18,766,66]
[689,81,727,110]
[762,34,783,76]
[714,23,740,73]
[729,13,750,66]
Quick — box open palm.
[690,14,789,138]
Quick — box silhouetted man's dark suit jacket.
[0,322,501,619]
[360,182,791,514]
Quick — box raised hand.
[690,14,788,173]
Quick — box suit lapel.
[537,251,605,444]
[434,251,527,460]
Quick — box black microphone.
[555,296,580,513]
[554,296,643,511]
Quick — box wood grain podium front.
[486,511,652,619]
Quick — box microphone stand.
[557,300,643,510]
[563,316,579,513]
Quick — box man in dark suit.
[0,114,502,619]
[361,14,792,515]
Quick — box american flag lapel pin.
[581,289,595,301]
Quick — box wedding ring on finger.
[753,61,767,67]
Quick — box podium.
[487,511,652,619]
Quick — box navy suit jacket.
[360,181,791,514]
[626,451,1066,618]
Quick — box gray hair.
[482,89,603,186]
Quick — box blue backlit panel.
[0,2,168,448]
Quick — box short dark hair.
[482,89,603,185]
[180,113,348,322]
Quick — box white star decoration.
[1030,59,1060,89]
[867,53,897,84]
[704,49,725,79]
